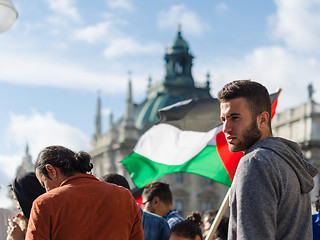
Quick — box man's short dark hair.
[217,80,272,127]
[142,182,172,204]
[100,173,130,190]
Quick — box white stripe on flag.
[134,123,222,165]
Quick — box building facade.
[90,29,229,217]
[272,85,320,204]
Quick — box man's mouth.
[226,136,236,144]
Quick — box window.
[174,62,183,74]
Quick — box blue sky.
[1,0,320,207]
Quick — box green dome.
[135,93,192,130]
[167,30,189,54]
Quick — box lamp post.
[0,0,18,33]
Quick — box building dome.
[135,92,193,130]
[167,30,189,54]
[133,28,211,131]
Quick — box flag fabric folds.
[121,90,281,188]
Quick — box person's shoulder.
[144,211,167,223]
[145,212,170,230]
[101,181,132,195]
[31,190,57,207]
[165,209,184,222]
[99,182,137,206]
[247,137,301,159]
[34,183,74,203]
[237,146,277,179]
[243,139,278,164]
[244,148,272,162]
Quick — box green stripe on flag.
[122,145,231,188]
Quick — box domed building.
[90,28,229,216]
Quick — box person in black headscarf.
[7,172,45,240]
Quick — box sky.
[1,0,320,207]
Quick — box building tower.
[93,91,102,140]
[16,144,34,176]
[90,27,228,216]
[164,25,194,86]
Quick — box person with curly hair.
[26,145,144,240]
[169,211,202,240]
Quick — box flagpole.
[204,188,230,240]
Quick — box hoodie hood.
[246,137,318,194]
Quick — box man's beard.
[229,119,262,152]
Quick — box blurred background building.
[272,84,320,207]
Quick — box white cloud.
[269,0,320,53]
[73,21,115,43]
[215,2,229,12]
[103,37,162,58]
[204,46,320,111]
[5,111,90,157]
[0,155,21,185]
[158,4,209,36]
[0,51,128,93]
[0,111,90,208]
[0,154,22,208]
[106,0,134,11]
[45,0,81,22]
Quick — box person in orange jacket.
[26,145,144,240]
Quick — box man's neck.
[156,203,173,217]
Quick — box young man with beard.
[217,80,318,240]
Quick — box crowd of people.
[6,167,228,240]
[3,80,320,239]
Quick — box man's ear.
[152,196,160,207]
[45,164,57,180]
[258,111,270,129]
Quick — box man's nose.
[222,120,231,133]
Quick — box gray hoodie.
[228,137,318,240]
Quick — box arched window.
[174,62,183,74]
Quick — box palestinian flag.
[121,89,281,188]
